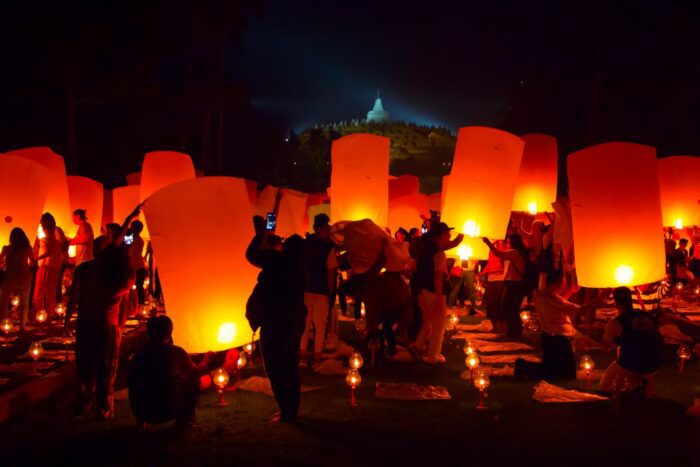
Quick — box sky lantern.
[658,156,700,229]
[276,188,308,237]
[441,127,524,259]
[7,147,72,230]
[440,175,449,213]
[568,142,666,287]
[67,176,104,230]
[142,177,258,353]
[112,186,140,225]
[388,175,426,232]
[140,151,196,238]
[126,172,141,186]
[102,189,113,227]
[426,192,441,213]
[244,179,258,206]
[0,154,51,247]
[330,134,389,227]
[254,185,279,217]
[511,134,558,214]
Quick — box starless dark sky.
[0,0,699,187]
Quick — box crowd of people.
[1,195,699,429]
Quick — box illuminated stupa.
[366,91,390,123]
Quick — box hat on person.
[313,213,331,228]
[431,222,454,236]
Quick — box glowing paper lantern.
[330,134,389,226]
[568,142,666,287]
[440,175,449,213]
[112,186,140,225]
[126,172,141,186]
[253,185,278,218]
[388,175,427,233]
[67,176,104,229]
[142,177,258,353]
[426,192,441,214]
[658,156,700,228]
[102,189,113,227]
[512,134,558,214]
[244,180,257,206]
[0,154,51,247]
[276,188,308,237]
[8,147,72,230]
[442,127,524,259]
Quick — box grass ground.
[2,316,700,467]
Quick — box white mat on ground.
[471,340,534,353]
[452,332,502,341]
[237,376,323,397]
[480,354,541,364]
[532,381,608,403]
[456,320,493,332]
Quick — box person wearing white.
[70,209,94,267]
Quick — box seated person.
[129,315,200,429]
[515,271,596,380]
[599,287,663,394]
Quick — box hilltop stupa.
[366,91,390,123]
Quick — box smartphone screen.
[421,222,428,234]
[124,233,134,245]
[266,212,277,231]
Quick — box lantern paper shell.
[143,177,258,353]
[276,188,308,237]
[388,175,427,232]
[441,127,524,259]
[441,175,449,213]
[126,172,141,186]
[331,134,390,227]
[568,142,666,287]
[102,189,113,227]
[67,176,104,230]
[112,186,140,226]
[511,134,558,214]
[0,154,51,247]
[254,185,278,218]
[244,179,258,206]
[658,156,700,228]
[8,147,72,230]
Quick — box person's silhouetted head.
[73,209,87,225]
[283,234,305,263]
[40,212,56,235]
[679,238,689,249]
[147,315,173,344]
[313,213,331,240]
[130,220,144,235]
[613,287,634,314]
[9,227,30,250]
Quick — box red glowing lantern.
[276,188,308,237]
[67,176,104,230]
[253,185,279,218]
[568,143,666,287]
[102,189,114,227]
[658,156,700,229]
[511,134,558,214]
[331,134,390,226]
[388,175,427,232]
[8,147,72,230]
[126,172,141,186]
[142,177,259,353]
[112,186,141,226]
[0,154,51,247]
[441,127,524,259]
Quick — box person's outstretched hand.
[253,215,266,236]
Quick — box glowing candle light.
[346,368,362,406]
[466,353,480,380]
[580,355,595,388]
[677,345,692,374]
[143,277,150,289]
[442,127,524,260]
[446,313,459,332]
[10,295,20,309]
[1,318,12,347]
[211,368,230,406]
[568,143,666,287]
[473,368,490,410]
[519,310,531,325]
[464,340,476,356]
[349,351,364,370]
[360,303,366,318]
[244,341,256,356]
[457,244,472,262]
[54,303,66,317]
[237,353,247,370]
[35,309,47,324]
[67,245,76,258]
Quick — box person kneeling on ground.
[598,287,663,394]
[129,315,200,430]
[515,271,597,380]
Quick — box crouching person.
[129,316,200,431]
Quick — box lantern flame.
[37,225,45,240]
[675,218,684,230]
[614,265,634,286]
[457,244,472,261]
[217,322,237,345]
[36,309,47,323]
[527,201,538,215]
[68,245,76,258]
[463,220,481,237]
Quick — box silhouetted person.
[128,220,147,305]
[246,217,306,423]
[67,243,133,419]
[129,315,199,430]
[33,213,63,321]
[69,208,94,266]
[0,228,35,331]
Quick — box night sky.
[0,0,699,187]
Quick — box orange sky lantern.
[140,151,196,238]
[126,172,141,186]
[244,179,258,206]
[142,177,258,353]
[0,154,51,247]
[8,147,72,230]
[658,156,700,229]
[440,175,449,213]
[388,175,426,233]
[276,188,308,237]
[112,186,140,225]
[426,192,441,214]
[568,142,666,287]
[330,134,389,226]
[102,189,113,227]
[254,185,279,218]
[67,176,104,230]
[512,134,558,214]
[441,127,524,259]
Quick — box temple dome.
[366,93,389,123]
